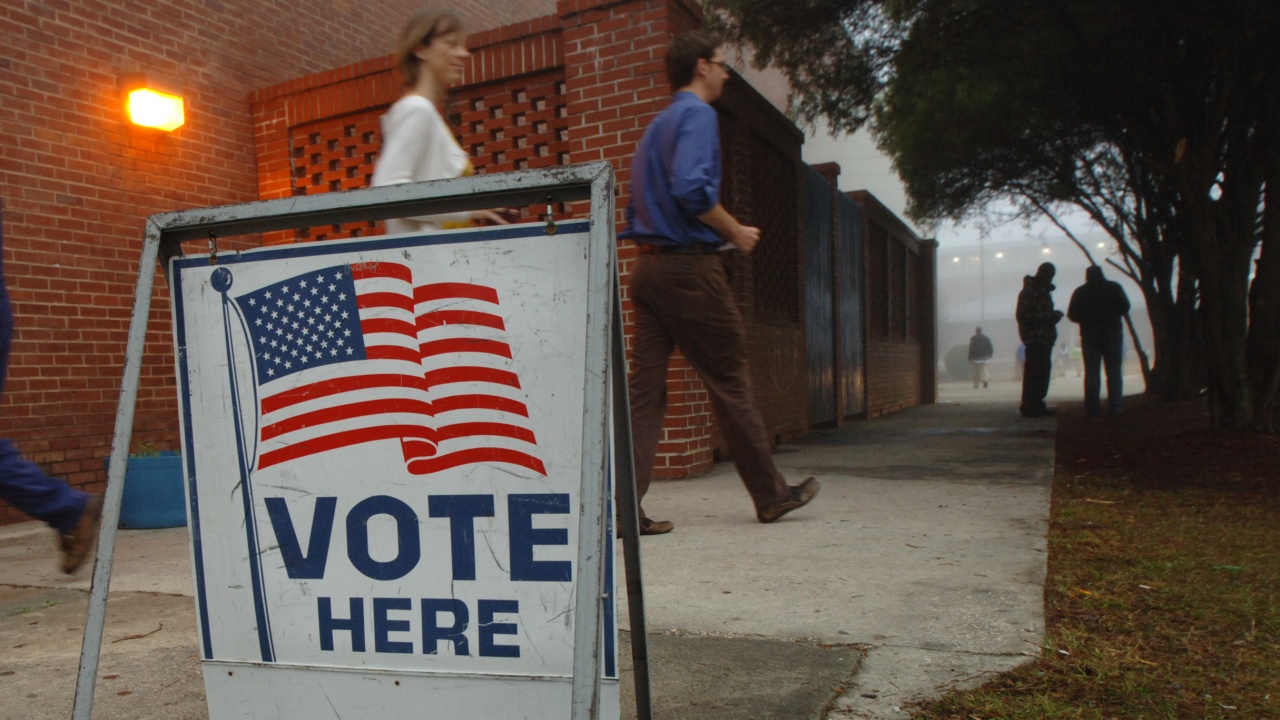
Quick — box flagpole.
[212,267,275,662]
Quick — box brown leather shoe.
[757,477,820,523]
[60,494,104,574]
[639,517,674,535]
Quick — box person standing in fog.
[968,327,993,389]
[1067,265,1131,417]
[1056,343,1070,377]
[1016,262,1064,417]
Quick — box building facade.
[1,0,935,524]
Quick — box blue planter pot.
[104,451,188,529]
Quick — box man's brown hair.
[666,31,720,91]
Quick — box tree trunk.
[1247,127,1280,431]
[1172,272,1205,397]
[1183,193,1254,429]
[1146,273,1203,400]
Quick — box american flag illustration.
[232,262,545,475]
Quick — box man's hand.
[727,223,761,254]
[697,204,761,254]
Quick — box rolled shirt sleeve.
[667,103,720,217]
[623,92,724,246]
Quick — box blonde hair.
[395,8,465,87]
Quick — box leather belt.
[637,243,719,255]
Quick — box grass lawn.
[913,395,1279,719]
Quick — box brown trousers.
[627,253,789,517]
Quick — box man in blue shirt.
[623,31,819,535]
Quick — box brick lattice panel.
[449,72,571,174]
[245,0,824,484]
[0,0,568,525]
[288,109,385,242]
[278,71,569,243]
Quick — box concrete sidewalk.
[0,385,1057,719]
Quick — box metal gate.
[803,167,836,425]
[837,192,865,416]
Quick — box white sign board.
[169,221,618,719]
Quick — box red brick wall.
[245,0,808,482]
[851,190,937,417]
[560,0,720,477]
[0,0,554,525]
[866,341,922,417]
[250,16,569,244]
[2,0,818,527]
[561,0,809,477]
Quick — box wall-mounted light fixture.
[119,73,185,132]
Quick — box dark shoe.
[757,477,820,524]
[60,494,104,574]
[639,517,674,535]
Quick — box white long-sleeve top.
[370,95,473,235]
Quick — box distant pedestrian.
[1016,262,1064,417]
[1070,343,1083,377]
[622,31,818,534]
[968,327,993,388]
[1014,343,1025,381]
[1056,343,1070,377]
[0,206,102,573]
[1067,265,1131,417]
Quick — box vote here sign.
[169,221,618,718]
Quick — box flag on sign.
[232,262,545,475]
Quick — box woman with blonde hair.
[372,9,507,233]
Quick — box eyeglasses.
[705,59,732,72]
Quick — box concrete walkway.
[0,378,1070,719]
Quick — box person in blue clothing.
[622,30,818,535]
[0,205,102,573]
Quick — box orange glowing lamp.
[119,73,186,132]
[126,87,185,132]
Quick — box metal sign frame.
[73,162,651,720]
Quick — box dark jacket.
[968,332,994,361]
[1016,275,1063,346]
[1067,274,1130,336]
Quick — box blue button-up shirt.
[623,91,722,247]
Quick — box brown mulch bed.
[1056,393,1280,495]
